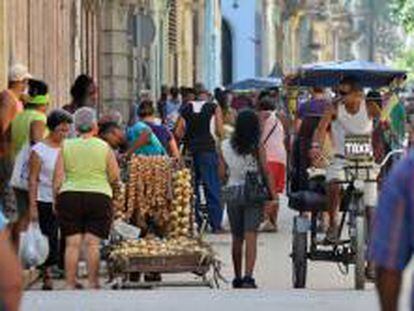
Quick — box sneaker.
[241,276,258,289]
[232,277,243,289]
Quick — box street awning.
[289,60,407,88]
[226,77,282,91]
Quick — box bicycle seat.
[288,191,328,212]
[307,167,326,178]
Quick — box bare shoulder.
[0,90,12,105]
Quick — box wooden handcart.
[106,156,224,289]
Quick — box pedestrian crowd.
[0,63,289,309]
[0,63,413,311]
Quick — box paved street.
[21,195,414,310]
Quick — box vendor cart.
[106,156,223,289]
[106,240,220,289]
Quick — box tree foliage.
[390,0,414,32]
[394,50,414,81]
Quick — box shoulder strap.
[263,119,278,146]
[252,147,273,198]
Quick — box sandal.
[42,279,54,291]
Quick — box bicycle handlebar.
[307,149,406,180]
[378,149,404,169]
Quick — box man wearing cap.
[0,64,31,221]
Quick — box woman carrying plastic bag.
[28,109,73,290]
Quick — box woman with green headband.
[9,79,49,251]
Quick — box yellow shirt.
[11,109,47,158]
[60,137,112,198]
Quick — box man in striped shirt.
[369,151,414,311]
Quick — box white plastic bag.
[112,220,141,240]
[19,222,49,268]
[10,143,31,190]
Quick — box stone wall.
[5,0,100,108]
[0,0,7,89]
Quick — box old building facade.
[279,0,401,72]
[0,0,223,120]
[4,0,101,107]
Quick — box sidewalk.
[23,289,378,311]
[23,199,413,310]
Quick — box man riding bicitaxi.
[310,78,381,243]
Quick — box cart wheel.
[292,231,308,289]
[112,278,122,290]
[354,215,366,290]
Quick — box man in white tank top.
[310,85,381,242]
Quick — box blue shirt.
[164,99,181,131]
[297,99,328,119]
[143,121,173,151]
[369,150,414,306]
[0,210,7,231]
[127,121,166,156]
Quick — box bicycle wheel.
[354,215,366,290]
[292,231,308,288]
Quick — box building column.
[0,0,7,89]
[175,0,194,87]
[195,0,205,84]
[203,0,222,90]
[100,0,133,119]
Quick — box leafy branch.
[390,0,414,32]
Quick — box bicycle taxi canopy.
[287,60,407,88]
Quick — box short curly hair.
[47,109,73,131]
[74,107,97,133]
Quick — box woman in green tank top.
[54,107,120,290]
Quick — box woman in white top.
[221,109,277,289]
[28,109,73,290]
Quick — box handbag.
[244,116,278,206]
[243,149,273,206]
[10,143,31,190]
[244,170,269,206]
[243,120,277,205]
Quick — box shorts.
[13,189,29,222]
[56,192,112,239]
[326,157,379,208]
[227,201,264,238]
[267,162,286,194]
[326,157,346,182]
